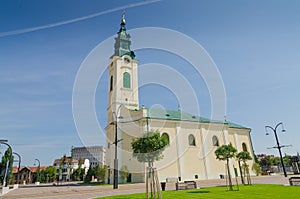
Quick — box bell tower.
[107,12,139,125]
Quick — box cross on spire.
[121,11,126,25]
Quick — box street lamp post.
[265,122,287,177]
[34,158,41,183]
[112,105,124,189]
[13,152,21,184]
[0,140,13,187]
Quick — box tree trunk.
[227,159,233,191]
[146,166,149,199]
[238,160,244,184]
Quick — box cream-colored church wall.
[182,146,206,180]
[228,129,255,175]
[150,120,179,181]
[200,124,227,179]
[147,119,176,132]
[228,134,237,147]
[175,124,205,180]
[105,125,114,168]
[119,120,145,176]
[106,117,146,183]
[155,147,180,182]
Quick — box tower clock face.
[124,57,130,63]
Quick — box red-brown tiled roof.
[27,166,47,172]
[53,157,78,165]
[12,166,23,173]
[17,166,47,173]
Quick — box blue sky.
[1,0,300,166]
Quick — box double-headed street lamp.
[34,158,41,183]
[13,152,21,184]
[112,105,124,189]
[0,140,12,187]
[265,122,288,177]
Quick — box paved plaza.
[1,175,293,199]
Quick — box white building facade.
[53,157,90,181]
[72,146,106,167]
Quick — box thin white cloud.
[0,101,70,116]
[0,0,161,37]
[0,71,66,84]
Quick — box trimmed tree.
[215,144,237,191]
[41,166,57,183]
[0,148,14,185]
[67,155,73,182]
[131,130,168,199]
[236,151,252,185]
[252,162,261,176]
[94,165,107,183]
[84,167,94,183]
[131,130,168,165]
[58,155,67,183]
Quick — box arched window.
[242,143,247,152]
[188,134,196,146]
[212,135,219,146]
[110,76,113,91]
[162,133,169,145]
[123,72,131,88]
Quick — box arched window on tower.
[123,72,131,88]
[212,135,219,146]
[188,134,196,146]
[162,133,169,145]
[242,143,248,152]
[110,76,113,91]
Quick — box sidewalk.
[2,174,295,199]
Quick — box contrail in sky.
[0,0,161,37]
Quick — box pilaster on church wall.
[202,124,228,179]
[200,126,209,179]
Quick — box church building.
[105,14,255,183]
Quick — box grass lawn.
[96,184,300,199]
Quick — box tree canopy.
[0,147,13,185]
[84,165,107,183]
[215,144,237,161]
[41,166,57,183]
[131,130,168,164]
[236,151,252,163]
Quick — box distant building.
[72,146,106,167]
[12,166,47,184]
[53,156,90,181]
[257,154,275,161]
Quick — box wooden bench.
[289,177,300,186]
[176,182,187,190]
[176,181,197,190]
[184,181,197,189]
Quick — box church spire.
[118,11,126,33]
[113,12,135,59]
